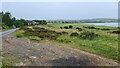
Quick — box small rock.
[29,56,37,59]
[41,56,43,58]
[15,62,25,66]
[74,56,78,58]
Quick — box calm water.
[84,23,118,27]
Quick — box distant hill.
[46,18,118,23]
[79,18,118,23]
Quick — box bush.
[23,27,61,40]
[70,32,79,37]
[60,27,62,29]
[83,26,95,29]
[118,27,120,30]
[76,27,82,31]
[111,30,120,34]
[2,25,10,29]
[101,28,110,30]
[80,31,99,40]
[64,26,69,29]
[76,27,80,29]
[69,25,73,29]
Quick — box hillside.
[46,18,118,23]
[79,18,118,23]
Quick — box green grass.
[2,54,15,66]
[13,30,24,38]
[56,34,118,60]
[13,23,119,61]
[28,36,41,41]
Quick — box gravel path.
[2,35,119,66]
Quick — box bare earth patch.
[2,35,119,66]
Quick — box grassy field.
[13,23,119,62]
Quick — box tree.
[19,19,26,26]
[34,20,47,25]
[2,11,28,29]
[2,12,13,27]
[15,19,26,27]
[11,17,16,25]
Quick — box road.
[1,28,119,66]
[0,28,19,37]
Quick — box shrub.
[95,28,100,30]
[111,30,120,34]
[64,26,69,29]
[69,25,73,29]
[70,32,79,37]
[80,31,99,40]
[76,27,82,31]
[83,26,95,29]
[118,27,120,30]
[76,27,80,29]
[60,27,62,29]
[101,28,110,30]
[2,25,10,29]
[21,26,63,40]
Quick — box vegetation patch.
[13,23,119,61]
[13,30,24,38]
[16,26,70,40]
[83,26,116,31]
[60,31,69,35]
[69,25,73,29]
[80,30,99,40]
[64,26,69,29]
[83,26,95,29]
[76,27,82,31]
[70,32,79,37]
[28,36,41,41]
[60,26,62,29]
[2,53,15,66]
[111,30,120,34]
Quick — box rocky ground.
[1,35,119,66]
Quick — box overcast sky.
[2,2,118,20]
[1,0,120,2]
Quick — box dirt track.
[2,35,119,66]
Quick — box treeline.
[33,20,47,25]
[1,11,27,29]
[1,11,48,30]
